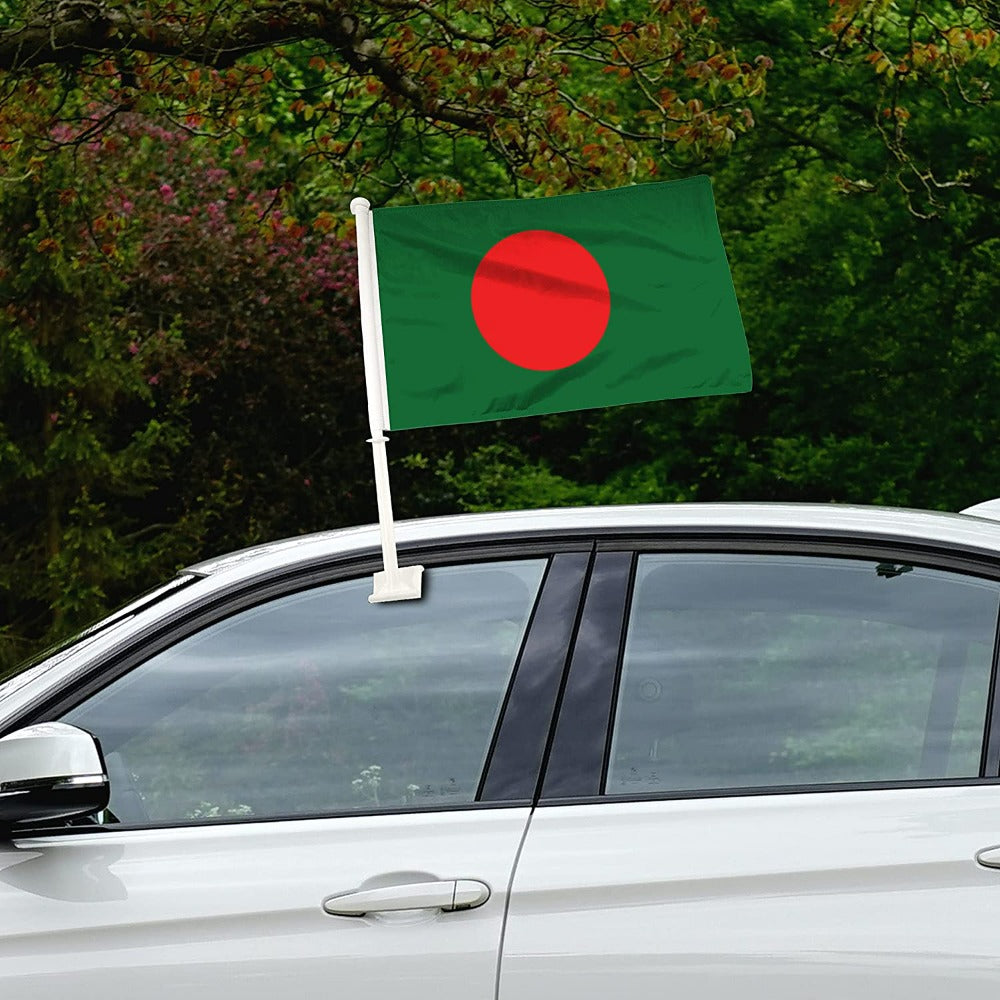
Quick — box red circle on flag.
[470,230,611,371]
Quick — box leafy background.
[1,0,999,672]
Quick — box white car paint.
[0,723,105,783]
[502,789,1000,998]
[185,502,1000,579]
[0,808,529,999]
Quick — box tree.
[0,1,768,195]
[712,0,1000,219]
[434,1,1000,514]
[0,115,367,670]
[823,0,999,216]
[0,136,190,661]
[0,0,777,670]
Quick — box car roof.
[6,502,1000,728]
[185,502,1000,582]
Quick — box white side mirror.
[0,722,109,829]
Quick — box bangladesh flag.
[369,176,751,430]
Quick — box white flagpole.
[350,197,424,603]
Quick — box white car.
[4,501,1000,998]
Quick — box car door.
[502,544,1000,999]
[0,549,588,1000]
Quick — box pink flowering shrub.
[0,114,370,655]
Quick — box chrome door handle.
[975,845,1000,869]
[322,879,490,916]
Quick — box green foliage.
[3,0,1000,676]
[0,0,769,197]
[434,0,1000,516]
[0,118,371,669]
[424,445,602,512]
[0,151,193,656]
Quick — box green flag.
[370,176,750,431]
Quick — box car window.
[61,559,546,824]
[607,554,1000,795]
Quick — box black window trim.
[540,534,1000,806]
[535,776,1000,810]
[540,551,634,800]
[478,548,594,802]
[4,537,593,836]
[595,525,1000,574]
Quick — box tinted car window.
[607,554,1000,794]
[62,560,545,824]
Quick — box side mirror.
[0,722,109,829]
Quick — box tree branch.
[0,1,489,130]
[0,2,311,71]
[328,10,485,129]
[765,116,853,165]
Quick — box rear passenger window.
[607,554,1000,794]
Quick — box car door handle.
[975,845,1000,869]
[322,879,491,916]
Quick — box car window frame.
[4,538,593,835]
[539,533,1000,805]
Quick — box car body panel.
[0,808,529,1000]
[184,503,1000,580]
[501,789,1000,999]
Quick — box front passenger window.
[61,559,545,824]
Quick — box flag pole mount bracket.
[370,565,424,604]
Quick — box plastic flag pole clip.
[351,197,424,602]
